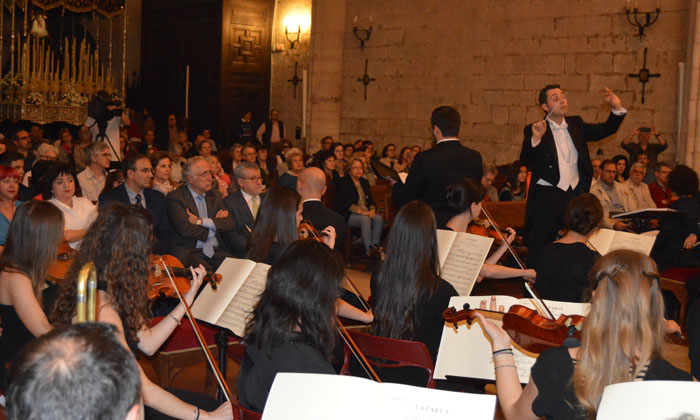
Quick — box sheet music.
[588,228,656,256]
[262,373,496,420]
[216,263,270,337]
[597,381,700,420]
[436,229,457,268]
[439,232,493,296]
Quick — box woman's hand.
[367,209,376,219]
[684,233,698,250]
[664,319,682,336]
[522,269,536,283]
[183,264,206,305]
[203,401,234,420]
[473,297,511,350]
[321,226,336,249]
[502,227,516,244]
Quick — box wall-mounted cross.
[356,59,375,100]
[628,48,660,104]
[287,62,302,99]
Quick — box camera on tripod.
[87,90,122,137]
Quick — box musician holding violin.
[444,178,536,282]
[51,203,233,420]
[474,250,694,420]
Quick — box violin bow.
[159,257,233,402]
[336,319,381,382]
[480,207,556,320]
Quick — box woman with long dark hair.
[237,240,343,412]
[477,250,693,420]
[51,203,232,420]
[498,161,528,201]
[612,154,629,182]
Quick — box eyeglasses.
[241,176,263,182]
[193,171,212,178]
[136,168,154,174]
[603,169,617,174]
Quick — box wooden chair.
[339,330,437,388]
[482,200,527,229]
[659,267,700,322]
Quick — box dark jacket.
[98,184,172,255]
[302,199,346,249]
[222,189,259,258]
[336,176,376,222]
[520,112,626,193]
[392,140,482,227]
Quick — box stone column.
[684,0,700,169]
[307,0,346,152]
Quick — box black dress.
[535,242,600,302]
[650,196,700,271]
[531,346,693,420]
[237,341,335,412]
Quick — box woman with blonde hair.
[476,249,694,420]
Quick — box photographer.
[621,125,667,169]
[85,90,130,164]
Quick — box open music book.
[434,295,589,383]
[262,373,497,420]
[436,229,494,296]
[611,207,683,220]
[190,258,270,337]
[597,381,700,420]
[587,228,657,256]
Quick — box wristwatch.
[196,218,202,226]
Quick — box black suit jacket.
[98,184,172,255]
[520,112,625,193]
[392,140,482,226]
[166,185,235,258]
[222,190,257,258]
[302,200,346,249]
[336,176,377,222]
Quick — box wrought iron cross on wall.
[628,48,660,104]
[287,62,302,99]
[357,59,375,100]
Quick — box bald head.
[298,167,326,200]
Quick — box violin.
[298,220,325,241]
[442,303,584,353]
[48,241,77,282]
[467,218,504,243]
[147,254,222,301]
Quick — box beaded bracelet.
[494,364,517,370]
[493,348,513,356]
[169,314,181,326]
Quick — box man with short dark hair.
[5,322,143,420]
[222,162,264,258]
[521,85,626,266]
[99,153,172,255]
[590,159,635,231]
[12,129,33,169]
[391,105,483,227]
[649,162,673,207]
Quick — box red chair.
[340,330,437,388]
[660,268,700,321]
[238,405,262,420]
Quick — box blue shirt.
[0,201,21,246]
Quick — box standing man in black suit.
[222,162,264,258]
[99,153,172,255]
[391,105,483,227]
[521,85,626,267]
[298,167,346,249]
[166,156,235,270]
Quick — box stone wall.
[334,0,689,166]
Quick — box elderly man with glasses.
[222,162,265,258]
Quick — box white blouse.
[48,196,98,249]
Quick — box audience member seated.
[612,154,629,183]
[19,159,53,201]
[256,145,276,187]
[0,201,63,384]
[99,153,172,255]
[229,143,243,174]
[649,162,673,208]
[591,158,602,187]
[319,150,341,186]
[51,204,232,420]
[237,240,342,412]
[23,142,60,187]
[332,142,347,177]
[101,170,125,195]
[344,143,355,161]
[498,161,528,201]
[12,129,34,170]
[77,142,111,202]
[590,159,636,230]
[481,162,499,202]
[650,165,700,271]
[0,166,21,253]
[43,162,98,249]
[637,151,656,184]
[396,146,412,173]
[0,152,29,200]
[622,125,668,168]
[139,129,158,155]
[379,143,399,170]
[5,322,143,420]
[310,135,334,167]
[370,201,457,386]
[169,143,185,184]
[166,156,235,271]
[73,126,92,172]
[443,178,536,281]
[536,193,602,302]
[197,139,214,158]
[150,151,177,195]
[206,155,231,198]
[336,157,384,256]
[277,150,304,191]
[625,162,656,210]
[476,250,693,420]
[298,167,346,249]
[222,162,264,258]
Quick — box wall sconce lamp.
[285,24,301,49]
[352,15,372,49]
[625,0,660,40]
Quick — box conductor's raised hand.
[531,120,547,141]
[603,87,622,111]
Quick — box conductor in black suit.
[298,167,346,249]
[222,162,265,258]
[391,105,483,227]
[521,85,626,267]
[98,153,172,255]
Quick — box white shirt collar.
[302,198,322,203]
[436,137,459,144]
[546,117,568,129]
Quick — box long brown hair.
[0,201,64,299]
[51,203,153,345]
[573,250,665,418]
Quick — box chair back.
[239,405,262,420]
[340,330,436,388]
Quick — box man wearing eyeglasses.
[99,153,172,255]
[521,85,626,266]
[222,162,265,258]
[649,162,673,208]
[77,142,112,202]
[167,156,235,271]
